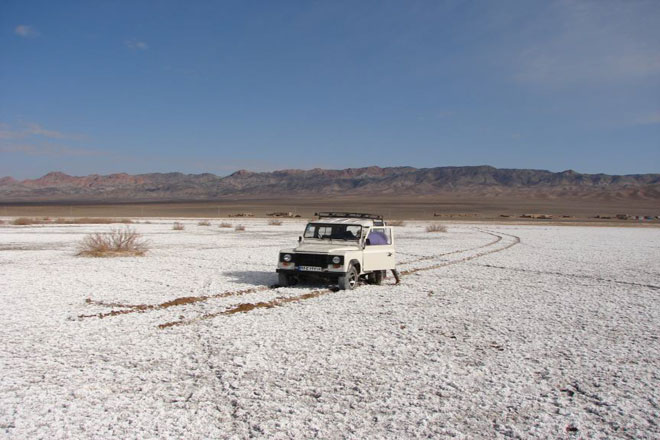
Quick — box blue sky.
[1,0,659,178]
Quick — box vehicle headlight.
[283,254,292,262]
[332,256,341,264]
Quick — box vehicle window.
[367,228,391,245]
[303,224,362,241]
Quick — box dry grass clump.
[11,217,133,225]
[219,222,232,228]
[172,222,185,230]
[12,217,36,225]
[56,217,133,224]
[235,224,246,231]
[268,219,283,226]
[77,227,148,257]
[426,224,447,233]
[198,220,212,226]
[388,220,406,226]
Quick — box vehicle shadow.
[223,270,337,290]
[224,270,278,286]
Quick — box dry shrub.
[219,222,232,228]
[426,224,447,233]
[11,217,134,225]
[172,222,185,230]
[235,224,246,231]
[54,217,133,224]
[77,227,148,257]
[198,220,212,226]
[388,220,406,226]
[268,219,282,226]
[13,217,37,225]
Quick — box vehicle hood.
[293,242,360,254]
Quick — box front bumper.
[276,268,344,280]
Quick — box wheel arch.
[348,259,361,274]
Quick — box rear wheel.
[338,266,359,290]
[368,270,385,285]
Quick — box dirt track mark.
[158,288,334,329]
[78,286,271,319]
[158,230,521,328]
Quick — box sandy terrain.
[2,195,659,223]
[1,219,659,438]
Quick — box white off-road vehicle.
[276,212,397,290]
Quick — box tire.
[338,266,359,290]
[278,273,292,287]
[368,270,384,285]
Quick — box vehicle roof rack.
[315,212,384,225]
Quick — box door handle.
[388,252,393,257]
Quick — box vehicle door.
[362,226,395,271]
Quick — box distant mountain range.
[1,166,659,202]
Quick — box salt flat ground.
[0,220,658,439]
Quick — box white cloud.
[0,122,86,141]
[24,123,86,140]
[0,123,24,140]
[514,1,660,86]
[634,112,660,125]
[0,143,103,157]
[15,25,39,38]
[125,39,149,50]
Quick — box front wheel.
[338,266,359,290]
[278,273,293,287]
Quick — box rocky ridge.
[1,166,658,202]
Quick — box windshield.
[303,223,362,241]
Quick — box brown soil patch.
[79,286,271,319]
[158,288,333,329]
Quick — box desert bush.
[172,222,185,230]
[219,222,232,228]
[235,224,246,231]
[388,220,406,226]
[54,217,133,224]
[426,224,447,233]
[268,219,283,226]
[198,220,212,226]
[77,227,148,257]
[12,217,36,225]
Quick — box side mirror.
[365,238,371,246]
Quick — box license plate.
[298,266,322,272]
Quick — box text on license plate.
[298,266,322,272]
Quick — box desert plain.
[1,217,659,438]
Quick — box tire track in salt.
[398,231,502,266]
[158,230,521,329]
[399,231,520,276]
[471,263,660,290]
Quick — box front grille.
[294,253,329,267]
